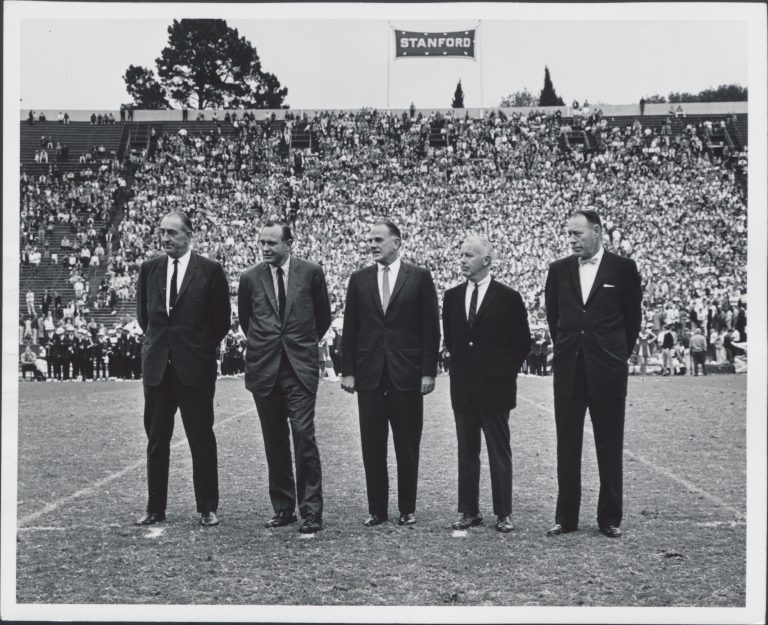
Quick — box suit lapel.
[260,264,280,318]
[174,252,197,306]
[473,279,497,324]
[459,282,470,325]
[585,252,611,306]
[365,265,384,316]
[569,256,583,305]
[386,262,410,311]
[283,257,301,323]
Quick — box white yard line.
[516,393,745,520]
[18,406,255,527]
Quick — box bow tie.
[579,256,599,266]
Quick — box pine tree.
[538,66,565,106]
[451,80,465,108]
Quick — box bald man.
[442,236,531,532]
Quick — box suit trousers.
[253,353,323,519]
[454,402,512,517]
[143,362,219,513]
[357,365,423,517]
[554,355,624,529]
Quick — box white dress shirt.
[166,249,192,314]
[578,245,604,303]
[377,257,401,308]
[464,273,492,319]
[269,256,291,297]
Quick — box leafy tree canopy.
[499,89,537,107]
[668,83,747,103]
[451,80,465,108]
[538,66,565,107]
[124,19,288,109]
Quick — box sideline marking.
[451,529,468,538]
[144,527,165,539]
[298,533,316,540]
[516,393,745,520]
[18,406,256,527]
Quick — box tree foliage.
[123,65,170,109]
[124,19,288,109]
[538,66,565,107]
[668,83,747,103]
[451,80,465,108]
[642,94,667,103]
[499,89,537,107]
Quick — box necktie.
[277,266,286,320]
[169,259,179,311]
[381,266,390,312]
[468,282,479,327]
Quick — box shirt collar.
[168,249,192,267]
[579,245,604,266]
[468,273,492,288]
[270,255,291,275]
[378,257,400,274]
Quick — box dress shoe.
[134,511,165,526]
[546,523,577,536]
[363,513,388,527]
[264,510,297,528]
[397,513,416,526]
[495,515,515,533]
[200,511,219,526]
[299,513,322,534]
[452,514,483,530]
[599,525,622,538]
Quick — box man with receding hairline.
[238,220,331,534]
[135,210,231,527]
[544,209,642,538]
[442,235,530,532]
[341,221,440,527]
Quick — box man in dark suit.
[135,210,231,527]
[238,221,331,534]
[544,209,642,538]
[442,236,530,533]
[341,221,440,527]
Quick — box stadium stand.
[18,107,749,378]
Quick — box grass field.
[13,373,747,608]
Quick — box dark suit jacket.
[544,250,642,399]
[342,261,440,392]
[443,279,531,413]
[238,256,331,397]
[137,252,231,387]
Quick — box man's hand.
[421,376,435,395]
[341,375,356,394]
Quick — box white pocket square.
[604,284,615,288]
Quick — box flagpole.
[478,21,484,110]
[387,21,391,109]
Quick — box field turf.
[14,373,746,607]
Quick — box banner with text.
[394,29,476,59]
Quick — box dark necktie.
[277,266,286,320]
[169,259,179,312]
[468,282,479,327]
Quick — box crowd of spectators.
[20,106,749,378]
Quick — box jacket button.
[580,330,585,334]
[469,341,474,346]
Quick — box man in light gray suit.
[238,221,331,534]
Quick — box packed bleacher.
[18,106,749,379]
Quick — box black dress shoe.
[546,523,577,536]
[452,514,483,530]
[264,510,297,528]
[599,525,622,538]
[299,513,322,534]
[135,511,166,526]
[495,515,515,533]
[200,511,219,526]
[397,513,416,526]
[363,514,388,527]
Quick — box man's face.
[566,215,601,259]
[159,214,191,259]
[460,239,489,282]
[259,225,292,266]
[367,224,400,266]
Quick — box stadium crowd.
[19,107,748,380]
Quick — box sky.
[9,2,754,111]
